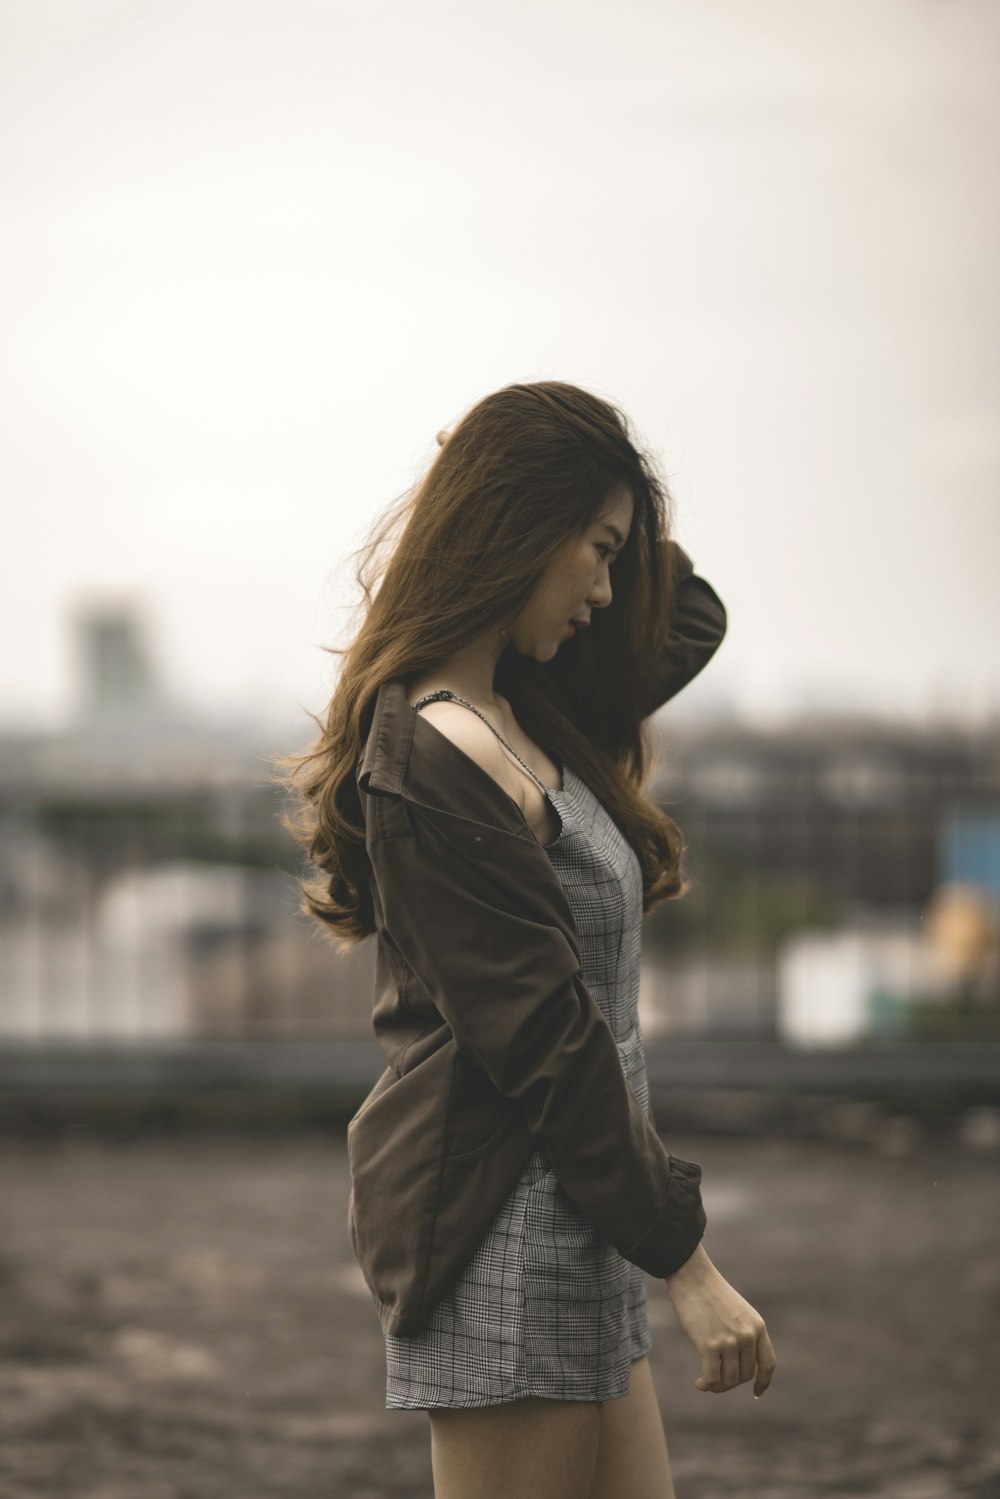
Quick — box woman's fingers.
[753,1327,778,1397]
[697,1327,776,1395]
[695,1353,721,1392]
[719,1344,739,1391]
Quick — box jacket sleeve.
[365,805,708,1278]
[637,541,728,718]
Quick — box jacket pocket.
[442,1050,513,1163]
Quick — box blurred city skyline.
[2,0,998,733]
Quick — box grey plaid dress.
[383,691,653,1410]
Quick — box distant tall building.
[71,601,162,723]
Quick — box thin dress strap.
[412,689,557,798]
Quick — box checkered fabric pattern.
[384,740,654,1410]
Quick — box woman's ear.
[436,429,449,448]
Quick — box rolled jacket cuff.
[621,1154,708,1278]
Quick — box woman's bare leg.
[587,1355,676,1499]
[427,1394,601,1499]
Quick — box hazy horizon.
[2,0,998,734]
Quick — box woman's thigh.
[427,1394,601,1499]
[588,1355,675,1499]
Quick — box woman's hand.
[663,1242,777,1398]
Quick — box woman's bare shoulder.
[411,697,522,807]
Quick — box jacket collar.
[358,677,414,797]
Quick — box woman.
[274,380,776,1498]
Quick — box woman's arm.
[636,541,728,718]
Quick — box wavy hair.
[269,380,693,949]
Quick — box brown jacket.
[347,543,727,1337]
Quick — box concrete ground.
[1,1123,998,1499]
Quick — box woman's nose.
[589,575,613,609]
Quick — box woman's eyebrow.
[600,523,625,548]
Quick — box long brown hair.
[269,380,693,950]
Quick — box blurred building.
[1,607,999,1046]
[642,712,1000,1041]
[71,599,164,723]
[652,714,1000,912]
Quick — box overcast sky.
[2,0,998,734]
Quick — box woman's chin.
[511,633,565,663]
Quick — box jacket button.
[473,835,483,845]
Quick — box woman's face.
[508,484,635,662]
